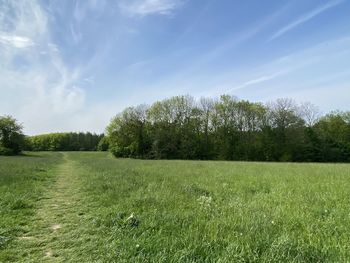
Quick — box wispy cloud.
[0,0,121,134]
[122,3,292,96]
[0,34,35,48]
[226,71,289,92]
[269,0,345,41]
[119,0,184,17]
[0,1,91,134]
[172,36,350,99]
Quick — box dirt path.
[18,153,87,262]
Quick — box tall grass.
[70,153,350,262]
[0,152,62,261]
[1,152,350,262]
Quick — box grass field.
[1,152,350,262]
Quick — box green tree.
[27,132,103,151]
[266,99,305,161]
[107,105,150,158]
[0,115,25,155]
[314,112,350,162]
[97,135,110,151]
[105,95,350,163]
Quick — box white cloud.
[119,0,184,17]
[0,1,104,135]
[0,34,34,48]
[269,0,345,41]
[0,0,125,135]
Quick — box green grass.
[1,152,350,262]
[0,152,63,261]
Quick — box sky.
[0,0,349,135]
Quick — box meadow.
[1,152,350,262]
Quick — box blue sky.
[0,0,349,134]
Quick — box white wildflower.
[197,195,213,208]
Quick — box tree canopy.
[106,95,350,162]
[0,115,25,155]
[2,95,349,162]
[26,132,104,151]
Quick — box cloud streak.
[226,71,289,92]
[119,0,184,17]
[269,0,345,41]
[0,34,35,48]
[179,36,350,99]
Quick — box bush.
[97,136,110,151]
[0,146,15,156]
[0,115,25,155]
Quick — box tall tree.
[0,115,25,155]
[105,95,350,163]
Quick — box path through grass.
[1,153,106,262]
[18,153,85,261]
[1,152,350,262]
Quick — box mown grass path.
[17,153,90,262]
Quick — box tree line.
[26,132,104,151]
[106,95,350,162]
[0,115,105,155]
[2,95,350,162]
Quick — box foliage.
[106,95,350,162]
[97,135,110,151]
[26,132,104,151]
[0,115,25,155]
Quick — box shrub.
[0,115,25,155]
